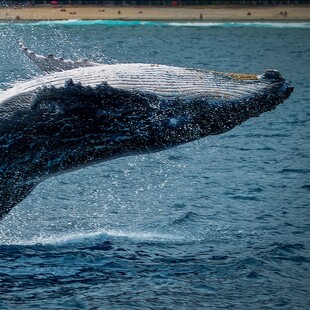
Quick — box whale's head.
[151,69,293,146]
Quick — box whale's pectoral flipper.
[18,42,100,73]
[0,183,37,220]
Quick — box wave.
[1,19,310,28]
[168,21,310,28]
[0,228,185,246]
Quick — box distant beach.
[0,5,309,21]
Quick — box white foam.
[167,21,310,28]
[0,229,185,246]
[1,20,309,28]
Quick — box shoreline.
[0,5,310,21]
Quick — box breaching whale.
[0,44,293,220]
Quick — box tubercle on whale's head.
[259,69,284,81]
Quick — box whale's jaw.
[0,60,293,220]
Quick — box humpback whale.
[0,44,293,220]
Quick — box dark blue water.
[0,21,309,309]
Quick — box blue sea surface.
[0,21,309,309]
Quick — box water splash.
[0,228,186,246]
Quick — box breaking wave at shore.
[1,19,310,28]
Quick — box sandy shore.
[0,5,309,21]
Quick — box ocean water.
[0,21,309,309]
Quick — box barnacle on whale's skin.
[227,73,259,81]
[0,44,294,220]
